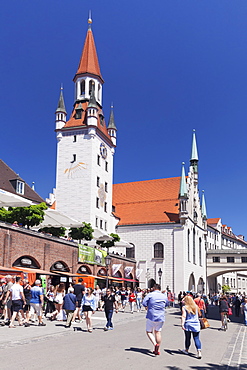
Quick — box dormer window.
[16,180,25,195]
[75,103,83,120]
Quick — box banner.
[78,245,107,266]
[124,266,133,278]
[112,264,122,276]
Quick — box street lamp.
[105,253,112,289]
[158,268,163,287]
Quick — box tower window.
[97,177,100,187]
[73,135,77,142]
[80,80,85,95]
[97,155,100,166]
[100,220,103,229]
[95,217,98,228]
[96,197,99,209]
[105,182,108,192]
[104,202,107,213]
[98,84,101,100]
[71,154,76,163]
[105,161,108,172]
[104,221,107,231]
[89,80,95,96]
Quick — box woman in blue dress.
[181,295,202,359]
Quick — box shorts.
[7,300,12,309]
[82,305,93,312]
[76,300,82,308]
[12,299,24,312]
[146,318,164,332]
[23,304,31,312]
[30,303,42,316]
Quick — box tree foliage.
[222,284,231,293]
[96,233,120,250]
[0,202,48,228]
[69,222,94,241]
[39,226,66,237]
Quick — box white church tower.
[55,17,117,233]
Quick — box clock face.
[100,143,107,159]
[64,161,86,178]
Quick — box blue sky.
[0,1,247,236]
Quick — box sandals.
[153,344,160,355]
[88,328,93,333]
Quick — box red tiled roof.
[62,101,112,143]
[74,28,103,82]
[113,177,181,226]
[207,218,221,225]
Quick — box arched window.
[80,80,85,95]
[98,84,101,100]
[126,243,135,259]
[199,237,202,266]
[89,80,94,96]
[188,230,190,262]
[154,242,164,259]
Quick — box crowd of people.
[1,275,247,360]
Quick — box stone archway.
[188,273,195,292]
[197,277,204,294]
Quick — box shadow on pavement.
[125,347,154,357]
[165,364,247,370]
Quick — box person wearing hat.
[29,280,46,326]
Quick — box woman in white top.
[51,283,65,321]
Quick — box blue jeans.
[244,310,247,325]
[184,330,201,350]
[105,310,113,328]
[136,298,142,310]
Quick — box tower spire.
[56,85,67,114]
[201,190,207,220]
[107,104,117,146]
[55,85,67,130]
[74,17,103,83]
[179,162,187,198]
[190,129,199,174]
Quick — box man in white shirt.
[7,276,26,328]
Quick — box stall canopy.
[0,266,23,275]
[0,189,32,207]
[14,267,58,276]
[38,208,82,228]
[51,271,83,277]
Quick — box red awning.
[14,267,58,276]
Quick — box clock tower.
[55,17,117,233]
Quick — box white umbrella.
[0,189,32,207]
[39,208,82,228]
[96,235,114,241]
[115,240,133,247]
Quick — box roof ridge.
[115,198,179,206]
[114,176,182,186]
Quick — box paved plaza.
[0,305,246,369]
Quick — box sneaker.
[181,349,189,355]
[24,322,30,327]
[38,322,46,326]
[197,350,202,359]
[104,327,108,331]
[108,327,114,330]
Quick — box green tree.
[69,222,94,242]
[0,207,12,223]
[39,226,66,237]
[96,233,120,250]
[222,284,231,294]
[7,202,47,228]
